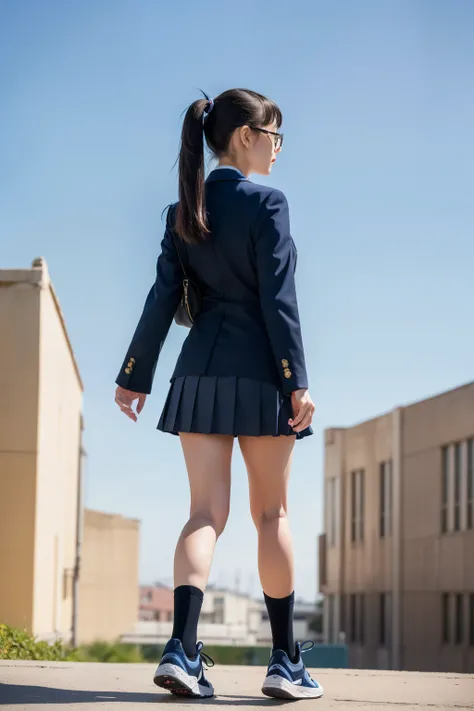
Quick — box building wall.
[33,278,83,640]
[0,260,142,649]
[0,260,83,641]
[342,413,394,595]
[401,384,474,673]
[0,271,41,631]
[321,381,474,673]
[78,509,140,644]
[323,415,394,665]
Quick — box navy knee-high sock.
[171,585,203,658]
[264,591,296,659]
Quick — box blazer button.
[284,368,292,379]
[129,357,136,364]
[125,367,131,374]
[282,359,289,368]
[127,360,134,369]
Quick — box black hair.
[175,88,283,244]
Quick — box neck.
[217,159,251,178]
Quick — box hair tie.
[204,98,214,115]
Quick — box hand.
[289,389,315,433]
[115,386,147,422]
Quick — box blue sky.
[1,0,473,601]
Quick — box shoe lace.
[196,641,215,669]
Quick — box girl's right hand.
[115,386,147,422]
[290,389,315,433]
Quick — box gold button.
[127,360,134,368]
[284,369,292,379]
[282,359,289,368]
[130,357,136,364]
[125,367,131,374]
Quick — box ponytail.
[175,88,282,244]
[175,98,210,244]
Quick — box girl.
[115,88,322,700]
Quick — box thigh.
[238,435,295,522]
[179,433,234,515]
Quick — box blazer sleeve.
[115,206,182,394]
[255,189,309,395]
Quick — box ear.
[239,125,253,149]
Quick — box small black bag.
[174,273,202,328]
[171,229,202,328]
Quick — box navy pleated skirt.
[157,375,312,440]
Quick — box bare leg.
[238,435,295,598]
[174,433,233,591]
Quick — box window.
[349,594,365,644]
[380,460,393,538]
[379,593,392,646]
[359,472,365,542]
[62,569,73,600]
[441,447,449,534]
[468,439,473,530]
[358,594,365,645]
[442,593,450,644]
[327,595,335,644]
[351,469,365,543]
[454,443,462,532]
[455,594,463,645]
[327,478,338,547]
[379,594,386,646]
[213,596,224,625]
[351,472,357,542]
[350,594,356,643]
[470,594,474,646]
[339,594,346,641]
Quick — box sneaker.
[153,638,214,698]
[262,641,324,700]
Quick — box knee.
[190,505,229,539]
[251,504,287,530]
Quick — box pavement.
[0,661,473,710]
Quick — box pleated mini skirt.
[157,375,312,440]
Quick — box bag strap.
[167,205,188,279]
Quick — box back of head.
[176,88,283,244]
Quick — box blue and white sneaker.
[153,638,214,698]
[262,641,324,700]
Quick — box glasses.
[252,127,284,151]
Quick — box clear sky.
[1,0,473,601]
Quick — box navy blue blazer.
[116,167,308,396]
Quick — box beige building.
[319,381,474,673]
[0,259,139,646]
[78,510,140,644]
[0,259,84,642]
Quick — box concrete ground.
[0,661,473,710]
